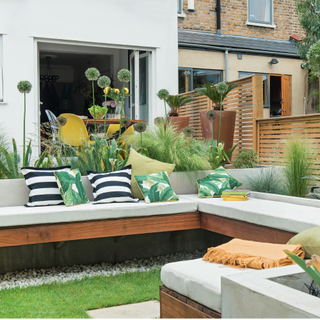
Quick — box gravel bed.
[0,250,205,290]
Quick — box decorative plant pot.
[200,110,236,161]
[89,111,105,120]
[168,116,190,133]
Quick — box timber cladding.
[178,74,264,161]
[178,0,304,40]
[256,114,320,172]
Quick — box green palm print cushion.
[197,176,231,198]
[210,166,242,190]
[134,171,179,204]
[54,169,89,207]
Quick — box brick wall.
[178,0,305,40]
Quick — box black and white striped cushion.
[21,166,71,207]
[87,165,139,204]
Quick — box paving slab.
[87,301,160,318]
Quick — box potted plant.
[157,90,194,132]
[165,94,195,132]
[196,81,238,161]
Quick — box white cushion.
[161,258,257,312]
[179,194,320,234]
[0,197,198,227]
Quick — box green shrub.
[282,138,314,197]
[247,167,287,195]
[127,123,211,172]
[233,148,261,169]
[0,125,9,179]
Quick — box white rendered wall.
[0,0,178,159]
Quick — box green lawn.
[0,269,162,318]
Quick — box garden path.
[87,301,160,318]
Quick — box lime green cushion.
[197,176,231,198]
[287,226,320,258]
[210,166,242,190]
[134,171,179,204]
[54,169,89,207]
[126,148,175,199]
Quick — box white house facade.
[0,0,178,157]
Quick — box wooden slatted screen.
[256,114,320,171]
[178,74,263,161]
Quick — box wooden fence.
[178,74,263,159]
[178,74,320,170]
[256,114,320,169]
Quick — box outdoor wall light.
[269,58,279,65]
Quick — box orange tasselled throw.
[203,238,305,269]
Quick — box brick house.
[177,0,308,117]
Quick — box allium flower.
[17,81,32,93]
[216,82,228,94]
[85,67,100,81]
[55,116,67,127]
[118,69,132,82]
[134,122,147,133]
[122,116,131,128]
[114,88,120,94]
[183,126,195,137]
[110,100,116,108]
[154,117,164,127]
[97,76,111,89]
[206,110,217,120]
[157,89,169,100]
[104,87,110,94]
[308,41,320,75]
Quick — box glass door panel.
[139,56,148,122]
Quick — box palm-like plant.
[195,82,238,110]
[165,95,195,116]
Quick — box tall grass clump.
[0,124,9,179]
[127,123,211,172]
[247,167,287,195]
[282,138,314,197]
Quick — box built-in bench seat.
[160,194,320,318]
[180,194,320,235]
[160,258,258,315]
[0,198,198,228]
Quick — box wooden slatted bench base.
[160,285,220,319]
[0,212,200,248]
[201,213,296,244]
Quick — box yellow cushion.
[126,149,175,199]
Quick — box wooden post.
[252,74,264,152]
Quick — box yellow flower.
[114,88,120,94]
[124,88,129,94]
[104,87,110,94]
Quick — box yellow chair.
[58,113,91,147]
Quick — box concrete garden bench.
[1,169,319,317]
[159,193,320,318]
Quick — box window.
[179,68,223,94]
[248,0,272,25]
[177,0,182,14]
[239,72,269,107]
[0,35,3,102]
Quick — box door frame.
[268,74,292,117]
[129,50,152,122]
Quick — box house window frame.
[239,71,270,108]
[246,0,276,29]
[179,67,223,93]
[177,0,182,14]
[177,0,186,17]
